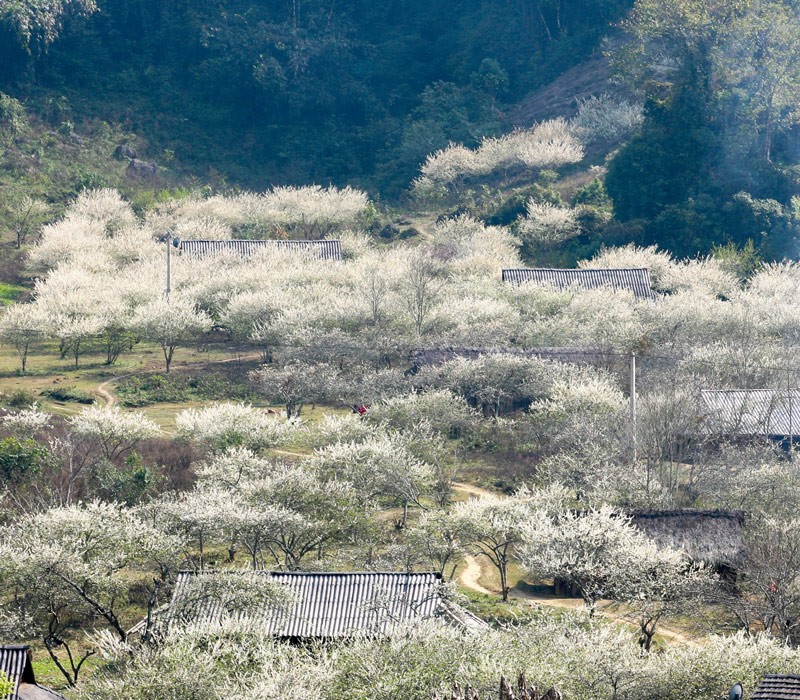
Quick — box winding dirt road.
[451,482,699,646]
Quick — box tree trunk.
[500,560,509,601]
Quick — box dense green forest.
[3,0,800,260]
[0,0,631,192]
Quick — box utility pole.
[161,232,180,301]
[165,234,171,300]
[789,370,794,459]
[630,351,637,462]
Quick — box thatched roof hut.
[629,509,745,568]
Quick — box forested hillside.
[0,0,631,192]
[2,0,800,260]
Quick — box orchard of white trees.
[3,113,800,698]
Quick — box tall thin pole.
[630,351,637,461]
[164,234,171,300]
[789,370,794,458]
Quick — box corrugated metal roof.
[0,646,64,700]
[501,268,656,299]
[0,646,32,699]
[179,239,342,261]
[700,390,800,437]
[753,675,800,700]
[164,571,486,638]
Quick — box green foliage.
[116,370,261,408]
[0,435,47,484]
[0,283,25,305]
[0,92,26,137]
[92,451,159,506]
[40,385,94,404]
[572,178,611,209]
[712,240,762,283]
[0,0,632,195]
[0,670,12,698]
[606,53,717,227]
[6,388,34,407]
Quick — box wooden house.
[501,267,657,300]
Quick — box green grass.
[0,283,25,305]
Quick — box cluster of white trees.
[77,613,800,700]
[6,186,800,392]
[412,119,584,197]
[411,95,642,200]
[0,391,726,685]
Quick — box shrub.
[40,385,95,404]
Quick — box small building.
[501,267,657,300]
[0,645,66,700]
[408,346,618,373]
[752,675,800,700]
[136,570,486,641]
[178,238,342,261]
[700,389,800,447]
[630,509,746,580]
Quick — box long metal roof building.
[0,646,65,700]
[700,389,800,437]
[409,346,618,371]
[501,267,656,300]
[179,238,342,261]
[145,570,486,639]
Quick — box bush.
[0,436,48,485]
[40,385,95,404]
[116,371,260,407]
[6,389,34,407]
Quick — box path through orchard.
[451,482,700,646]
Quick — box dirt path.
[97,372,135,407]
[94,353,261,408]
[460,555,494,595]
[452,481,495,498]
[272,449,310,459]
[456,522,699,647]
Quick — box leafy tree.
[0,436,47,486]
[0,670,12,698]
[0,501,179,686]
[605,51,717,229]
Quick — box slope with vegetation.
[4,0,800,698]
